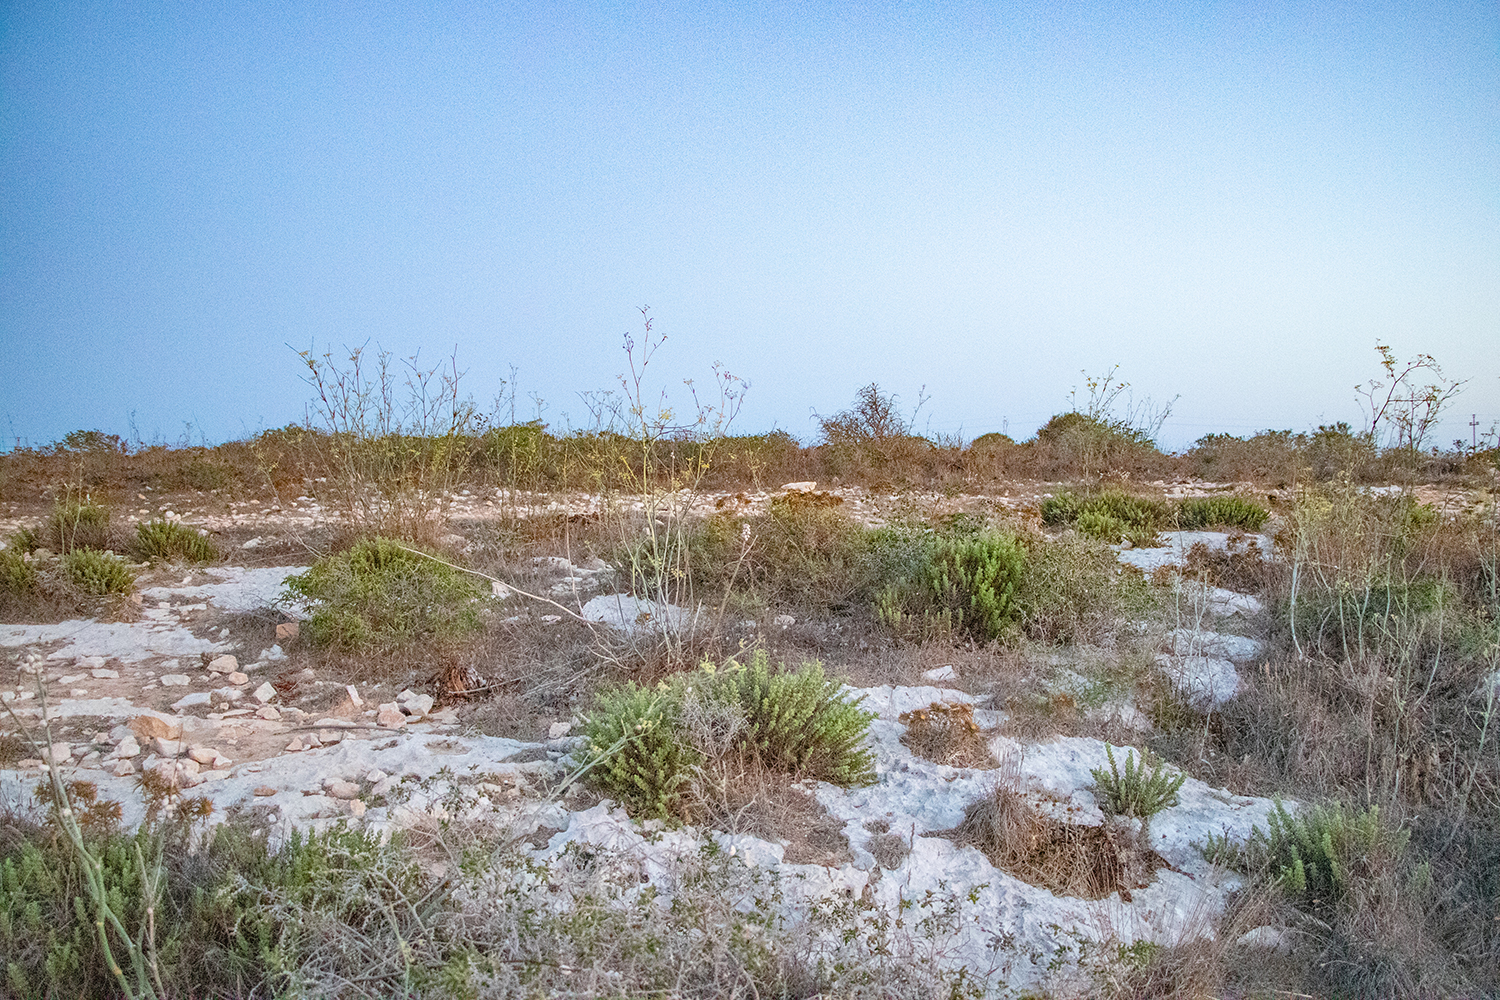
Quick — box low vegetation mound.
[281,537,489,651]
[133,519,217,563]
[575,653,876,820]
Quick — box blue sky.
[3,1,1497,453]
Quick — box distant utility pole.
[1473,413,1481,448]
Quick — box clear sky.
[3,2,1497,453]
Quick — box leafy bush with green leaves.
[61,549,135,595]
[1041,489,1168,547]
[46,493,111,553]
[875,530,1027,642]
[281,537,487,651]
[134,519,217,563]
[1090,744,1186,831]
[576,654,875,820]
[0,546,38,598]
[576,682,701,820]
[1015,531,1154,644]
[180,458,233,491]
[728,653,876,785]
[1242,800,1411,908]
[1175,495,1269,531]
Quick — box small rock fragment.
[227,671,248,685]
[253,786,277,797]
[188,746,218,765]
[108,734,142,759]
[276,622,299,641]
[255,705,281,721]
[172,692,211,711]
[131,715,182,740]
[376,704,407,730]
[773,614,796,627]
[345,684,363,708]
[284,738,304,752]
[348,799,367,818]
[112,759,136,777]
[155,737,182,757]
[207,655,238,674]
[91,668,120,679]
[366,768,387,784]
[160,674,190,687]
[253,682,277,704]
[78,751,102,769]
[324,779,360,800]
[548,721,573,740]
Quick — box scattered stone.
[348,799,367,818]
[112,759,136,777]
[346,684,363,708]
[241,537,263,549]
[774,614,796,627]
[275,622,299,641]
[284,738,305,752]
[91,667,119,679]
[376,704,407,730]
[397,690,434,718]
[781,481,817,491]
[255,705,281,721]
[155,738,183,757]
[107,734,142,759]
[131,715,182,741]
[548,721,573,740]
[226,671,249,685]
[366,768,387,784]
[921,664,958,683]
[1236,925,1294,954]
[160,674,190,687]
[221,708,252,718]
[254,786,277,796]
[324,779,360,800]
[253,682,277,704]
[172,692,212,712]
[78,751,102,769]
[207,655,238,673]
[539,614,562,624]
[212,686,242,703]
[187,746,218,765]
[261,644,287,661]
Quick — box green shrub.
[8,527,38,554]
[61,549,135,595]
[576,654,875,819]
[180,457,233,491]
[281,537,488,651]
[874,530,1027,641]
[134,519,218,563]
[1175,495,1269,531]
[1089,744,1186,833]
[1015,531,1153,644]
[1041,488,1167,547]
[728,653,876,786]
[46,493,110,553]
[1242,800,1411,910]
[577,682,700,820]
[0,546,37,598]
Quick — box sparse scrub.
[1174,495,1269,531]
[1042,488,1169,547]
[1090,744,1186,832]
[281,537,488,651]
[1015,530,1155,645]
[61,548,135,595]
[898,701,995,768]
[874,529,1027,642]
[134,519,217,563]
[46,490,111,553]
[0,546,38,598]
[575,654,875,820]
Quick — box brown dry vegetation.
[2,371,1498,999]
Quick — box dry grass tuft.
[898,700,996,768]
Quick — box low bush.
[577,682,700,819]
[873,530,1027,642]
[1042,489,1168,547]
[134,519,218,563]
[1015,531,1155,645]
[1175,495,1269,531]
[281,537,488,651]
[1090,744,1186,833]
[0,546,37,598]
[1240,799,1410,909]
[575,653,875,820]
[60,549,135,595]
[46,492,111,553]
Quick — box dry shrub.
[898,701,996,768]
[947,755,1165,902]
[1178,535,1273,593]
